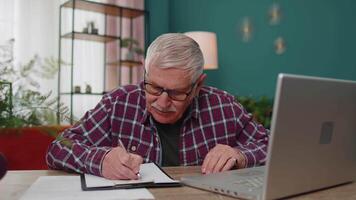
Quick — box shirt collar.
[189,96,200,119]
[138,81,150,124]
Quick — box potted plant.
[0,56,70,130]
[235,95,273,129]
[0,39,72,170]
[120,37,144,61]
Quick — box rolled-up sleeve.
[233,101,270,167]
[46,95,113,176]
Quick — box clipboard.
[80,162,182,191]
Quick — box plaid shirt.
[46,82,269,176]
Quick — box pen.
[118,139,141,179]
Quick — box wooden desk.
[1,166,355,200]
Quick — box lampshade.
[184,31,218,70]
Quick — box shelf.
[62,32,120,43]
[60,92,106,95]
[62,0,145,18]
[107,60,142,67]
[58,0,146,124]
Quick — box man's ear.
[141,58,145,71]
[141,59,148,77]
[194,73,207,95]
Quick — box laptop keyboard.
[234,176,264,189]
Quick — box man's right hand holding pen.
[102,140,143,180]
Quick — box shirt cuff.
[83,146,112,177]
[234,146,256,168]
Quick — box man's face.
[145,65,197,124]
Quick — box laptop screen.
[264,73,356,199]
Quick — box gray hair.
[145,33,204,83]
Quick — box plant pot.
[0,152,7,180]
[125,50,135,60]
[0,126,69,170]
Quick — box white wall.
[0,0,14,44]
[14,0,60,93]
[6,0,144,122]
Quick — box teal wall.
[145,0,170,45]
[146,0,356,98]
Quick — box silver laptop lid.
[263,73,356,199]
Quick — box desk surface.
[1,166,355,200]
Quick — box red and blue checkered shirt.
[46,82,269,176]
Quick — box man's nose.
[156,91,171,108]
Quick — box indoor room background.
[1,0,356,172]
[1,0,356,120]
[147,0,356,98]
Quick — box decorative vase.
[125,50,135,61]
[85,84,92,94]
[74,86,81,93]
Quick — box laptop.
[181,73,356,200]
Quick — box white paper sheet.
[19,176,154,200]
[85,162,179,187]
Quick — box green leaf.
[0,52,73,133]
[236,95,273,129]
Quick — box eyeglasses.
[144,80,196,101]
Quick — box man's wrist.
[100,148,113,177]
[234,149,247,169]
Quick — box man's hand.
[201,144,246,174]
[102,146,143,180]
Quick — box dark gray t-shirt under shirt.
[154,118,183,166]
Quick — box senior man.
[46,33,269,180]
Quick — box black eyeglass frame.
[143,79,197,101]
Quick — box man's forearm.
[46,139,111,176]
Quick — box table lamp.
[184,31,218,70]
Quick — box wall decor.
[269,3,281,25]
[241,17,253,42]
[274,37,286,55]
